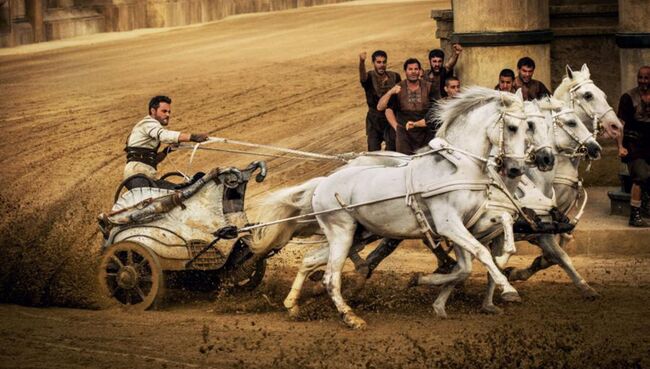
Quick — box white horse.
[281,94,558,319]
[480,97,602,312]
[306,87,537,329]
[554,64,623,140]
[503,65,619,290]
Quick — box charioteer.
[123,96,209,189]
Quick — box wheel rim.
[99,242,163,309]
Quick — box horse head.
[555,64,622,139]
[489,89,529,178]
[539,97,602,160]
[524,98,555,172]
[435,86,530,179]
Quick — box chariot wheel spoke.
[109,255,124,268]
[135,286,146,302]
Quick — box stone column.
[450,0,551,89]
[617,0,650,93]
[26,0,42,42]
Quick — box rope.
[199,136,355,162]
[174,145,332,162]
[287,239,328,245]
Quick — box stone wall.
[0,0,349,47]
[432,0,627,186]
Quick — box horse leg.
[492,213,516,268]
[427,239,458,274]
[505,241,553,282]
[536,234,600,299]
[320,219,366,329]
[435,216,520,303]
[283,246,329,318]
[482,234,509,315]
[359,238,402,278]
[432,248,472,318]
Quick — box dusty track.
[0,1,649,368]
[2,253,650,368]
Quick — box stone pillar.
[450,0,552,89]
[617,0,650,93]
[26,0,42,42]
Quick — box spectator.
[422,44,463,99]
[359,50,401,151]
[495,68,516,93]
[444,76,461,98]
[377,58,438,155]
[618,66,650,227]
[514,57,550,101]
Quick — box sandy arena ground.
[0,1,649,368]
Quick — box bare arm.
[444,43,462,72]
[359,52,368,82]
[616,120,627,157]
[385,108,398,130]
[377,84,401,111]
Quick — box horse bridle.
[551,107,594,158]
[493,110,531,169]
[523,111,553,166]
[568,79,614,139]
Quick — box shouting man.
[422,43,462,99]
[359,50,402,151]
[378,58,438,155]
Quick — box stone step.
[515,186,650,255]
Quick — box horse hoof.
[287,305,300,319]
[581,287,601,301]
[355,264,372,279]
[501,291,521,303]
[433,304,448,319]
[342,312,367,330]
[481,304,503,315]
[407,273,421,288]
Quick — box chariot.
[97,161,267,309]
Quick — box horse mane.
[553,68,590,99]
[536,96,565,112]
[435,86,522,138]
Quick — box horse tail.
[249,177,323,255]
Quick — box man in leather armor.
[123,96,209,189]
[619,66,650,227]
[377,58,438,155]
[359,50,402,151]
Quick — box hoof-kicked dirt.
[0,1,648,368]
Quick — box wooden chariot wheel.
[98,241,165,310]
